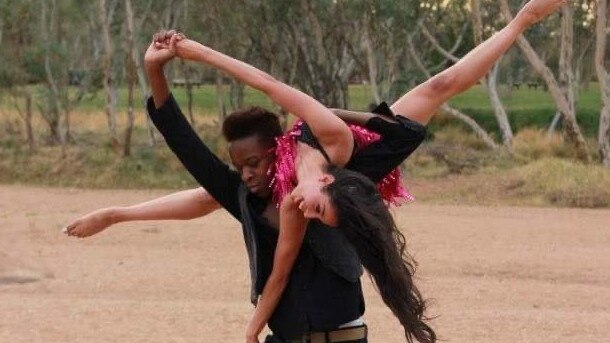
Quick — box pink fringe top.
[268,121,414,207]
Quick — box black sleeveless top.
[297,123,331,161]
[297,122,358,162]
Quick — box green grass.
[2,83,603,138]
[445,84,601,137]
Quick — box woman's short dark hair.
[324,165,436,343]
[222,106,282,147]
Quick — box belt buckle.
[299,332,323,343]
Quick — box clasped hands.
[144,29,186,67]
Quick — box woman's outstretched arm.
[64,188,221,238]
[159,34,353,165]
[391,0,566,125]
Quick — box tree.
[123,0,137,157]
[411,1,499,149]
[469,0,514,150]
[595,0,610,166]
[0,1,35,150]
[98,0,120,149]
[406,29,498,149]
[500,0,590,161]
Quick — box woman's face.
[290,175,338,227]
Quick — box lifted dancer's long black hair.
[324,165,436,343]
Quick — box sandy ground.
[1,184,609,343]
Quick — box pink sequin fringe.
[268,121,414,207]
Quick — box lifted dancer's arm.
[245,198,307,343]
[391,0,566,125]
[64,188,221,238]
[156,34,353,166]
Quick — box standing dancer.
[66,41,426,343]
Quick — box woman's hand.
[144,30,184,68]
[63,208,118,238]
[516,0,567,28]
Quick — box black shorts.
[346,102,427,183]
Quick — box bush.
[507,158,610,208]
[512,128,575,160]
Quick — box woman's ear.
[319,174,335,185]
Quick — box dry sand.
[1,184,609,343]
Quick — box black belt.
[288,325,367,343]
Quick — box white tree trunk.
[469,0,513,150]
[363,18,381,104]
[488,61,513,149]
[500,0,589,161]
[123,0,136,157]
[132,3,156,147]
[559,5,576,124]
[42,0,67,150]
[595,0,610,166]
[99,0,119,149]
[441,104,499,149]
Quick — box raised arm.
[64,188,221,238]
[245,197,307,343]
[159,34,353,165]
[143,32,243,218]
[144,31,183,108]
[391,0,566,125]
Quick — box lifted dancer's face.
[229,135,274,198]
[290,177,338,227]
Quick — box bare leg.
[391,0,566,125]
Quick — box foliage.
[0,0,609,174]
[507,158,610,207]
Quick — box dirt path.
[1,185,609,343]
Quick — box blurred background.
[0,0,609,207]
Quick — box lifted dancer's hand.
[144,29,184,68]
[516,0,567,28]
[63,208,117,238]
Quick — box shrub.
[512,128,574,160]
[507,158,610,208]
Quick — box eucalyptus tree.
[98,0,121,149]
[15,0,100,153]
[0,1,35,150]
[410,0,498,149]
[466,0,514,150]
[595,0,610,166]
[500,0,590,161]
[350,0,420,106]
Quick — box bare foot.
[517,0,567,27]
